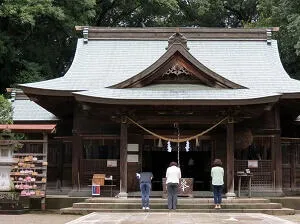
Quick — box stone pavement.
[1,212,300,224]
[65,212,300,224]
[1,213,80,224]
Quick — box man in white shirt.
[166,161,181,210]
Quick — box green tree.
[172,0,226,27]
[223,0,258,27]
[0,0,96,93]
[94,0,179,27]
[254,0,300,79]
[0,95,12,124]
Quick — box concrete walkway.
[65,212,300,224]
[67,212,300,224]
[1,212,300,224]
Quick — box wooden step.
[60,197,295,216]
[60,207,295,216]
[72,202,282,209]
[85,197,270,204]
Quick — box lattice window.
[235,160,273,192]
[282,143,292,165]
[82,139,120,159]
[296,146,300,165]
[0,149,9,157]
[282,168,291,189]
[80,159,119,186]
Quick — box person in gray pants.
[137,171,153,210]
[166,161,181,210]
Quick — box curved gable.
[111,32,245,89]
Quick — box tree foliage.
[0,0,299,93]
[0,95,12,124]
[0,0,96,93]
[253,0,300,79]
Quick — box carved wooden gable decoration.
[110,32,244,89]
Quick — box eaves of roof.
[18,85,81,96]
[280,92,300,99]
[0,124,56,133]
[73,88,281,106]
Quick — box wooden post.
[72,132,81,189]
[273,105,283,194]
[226,118,236,197]
[119,116,128,198]
[291,144,296,191]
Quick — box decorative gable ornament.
[161,64,197,82]
[167,32,189,50]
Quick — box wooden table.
[237,173,253,198]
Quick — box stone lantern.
[0,129,23,213]
[0,130,17,190]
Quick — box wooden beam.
[119,116,128,197]
[131,116,221,125]
[226,119,235,197]
[274,105,283,193]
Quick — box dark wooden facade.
[45,102,288,196]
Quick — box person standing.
[137,171,153,210]
[166,161,181,210]
[211,158,224,209]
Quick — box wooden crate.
[92,174,105,186]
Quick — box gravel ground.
[1,212,80,224]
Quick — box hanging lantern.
[185,140,190,152]
[157,138,163,148]
[167,141,172,152]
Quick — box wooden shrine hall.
[19,27,300,197]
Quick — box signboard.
[127,144,139,152]
[162,178,193,197]
[92,185,100,196]
[127,154,139,162]
[107,160,117,167]
[248,160,258,168]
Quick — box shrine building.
[18,27,300,197]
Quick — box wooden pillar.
[273,105,283,194]
[71,105,83,190]
[72,132,81,189]
[226,118,236,197]
[119,116,128,198]
[291,144,296,191]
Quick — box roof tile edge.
[75,26,279,40]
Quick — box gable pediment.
[110,32,245,89]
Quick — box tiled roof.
[20,28,300,102]
[12,99,58,122]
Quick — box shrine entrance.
[142,139,214,191]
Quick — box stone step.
[60,207,295,216]
[72,202,282,209]
[85,198,270,204]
